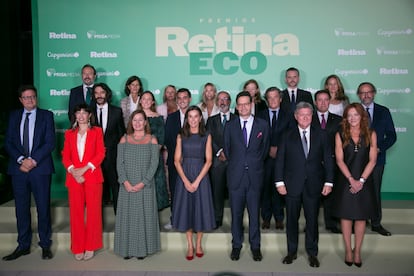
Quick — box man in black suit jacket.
[3,85,55,261]
[275,102,334,267]
[206,91,235,228]
[164,88,192,229]
[224,91,269,262]
[280,67,314,114]
[311,90,342,234]
[92,83,125,213]
[256,87,294,231]
[68,64,96,120]
[357,82,397,236]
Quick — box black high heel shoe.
[344,260,353,266]
[354,261,362,267]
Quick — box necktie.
[222,114,227,127]
[99,108,103,127]
[23,112,31,157]
[291,91,296,111]
[302,130,308,158]
[271,110,277,129]
[242,120,248,146]
[321,113,327,129]
[366,107,372,125]
[86,87,92,105]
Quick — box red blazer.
[62,126,105,187]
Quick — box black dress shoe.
[282,253,297,264]
[275,220,284,230]
[230,248,241,261]
[308,255,320,267]
[42,248,53,260]
[372,225,391,236]
[2,248,30,261]
[261,221,270,229]
[251,249,262,261]
[326,226,342,234]
[124,256,132,260]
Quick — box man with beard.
[68,64,97,120]
[280,67,314,114]
[206,91,235,229]
[92,83,125,213]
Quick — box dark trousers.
[12,173,52,250]
[229,170,261,250]
[210,160,228,225]
[285,188,320,256]
[371,165,385,227]
[260,157,284,223]
[101,157,119,214]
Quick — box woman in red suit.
[62,104,105,261]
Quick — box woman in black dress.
[334,103,378,267]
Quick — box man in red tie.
[312,90,342,233]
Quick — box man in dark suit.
[92,83,125,213]
[68,64,97,120]
[224,91,269,262]
[275,102,334,267]
[312,90,342,234]
[3,85,55,261]
[256,87,293,231]
[206,91,235,229]
[357,82,397,236]
[280,67,314,114]
[164,88,192,229]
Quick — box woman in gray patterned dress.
[114,110,160,259]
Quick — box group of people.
[3,65,396,269]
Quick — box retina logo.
[90,51,118,58]
[47,52,80,60]
[49,32,77,39]
[155,26,299,75]
[377,28,412,37]
[337,49,366,56]
[86,30,121,39]
[379,68,409,75]
[50,89,70,96]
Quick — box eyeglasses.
[21,96,37,101]
[358,91,374,96]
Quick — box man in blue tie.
[224,91,269,261]
[4,85,55,261]
[357,82,397,236]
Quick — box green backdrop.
[31,0,414,198]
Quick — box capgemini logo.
[87,30,96,39]
[46,68,56,77]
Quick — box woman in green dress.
[139,91,170,210]
[114,110,160,259]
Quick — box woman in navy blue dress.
[172,106,215,260]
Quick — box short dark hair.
[70,103,96,129]
[285,67,300,77]
[357,82,377,95]
[93,82,112,103]
[177,88,192,98]
[82,64,96,75]
[18,84,37,98]
[314,89,331,101]
[264,86,281,101]
[236,91,252,103]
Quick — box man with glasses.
[3,85,55,261]
[357,82,397,236]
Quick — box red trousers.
[67,181,103,254]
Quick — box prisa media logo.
[46,68,79,78]
[49,32,77,39]
[86,30,121,39]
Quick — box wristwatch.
[359,177,366,184]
